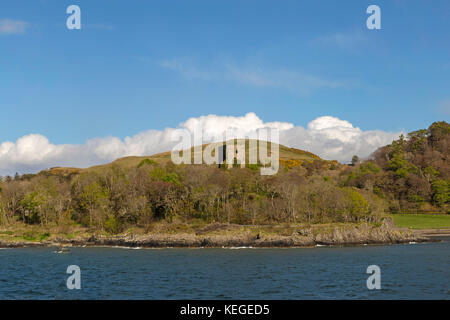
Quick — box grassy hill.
[44,139,324,176]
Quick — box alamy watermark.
[66,5,81,30]
[170,128,280,175]
[66,265,81,290]
[366,5,381,30]
[366,265,381,290]
[64,4,379,31]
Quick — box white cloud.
[0,19,28,35]
[158,59,344,95]
[280,116,401,162]
[0,113,401,176]
[181,112,294,141]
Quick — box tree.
[431,179,450,208]
[78,181,109,227]
[19,192,41,224]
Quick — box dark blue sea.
[0,239,449,299]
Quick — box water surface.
[0,240,448,299]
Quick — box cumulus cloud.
[0,19,28,35]
[0,113,401,176]
[0,129,179,176]
[280,116,401,162]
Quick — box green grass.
[391,214,450,229]
[21,231,51,241]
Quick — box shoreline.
[1,225,443,249]
[0,238,437,249]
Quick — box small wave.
[110,245,143,250]
[226,246,254,249]
[409,241,418,244]
[315,244,326,247]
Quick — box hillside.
[344,121,449,213]
[43,139,324,176]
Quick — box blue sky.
[0,0,449,162]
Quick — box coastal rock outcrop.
[0,221,430,249]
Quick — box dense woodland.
[0,121,448,233]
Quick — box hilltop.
[42,139,325,176]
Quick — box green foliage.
[423,166,440,179]
[408,194,424,203]
[360,161,380,174]
[369,121,449,211]
[149,167,181,185]
[149,167,165,181]
[40,232,50,241]
[22,231,38,241]
[431,179,450,207]
[387,152,418,178]
[373,186,384,198]
[162,172,181,185]
[137,158,157,168]
[20,192,41,224]
[246,164,260,171]
[22,231,50,241]
[344,188,370,219]
[104,215,120,234]
[79,182,109,211]
[344,161,381,189]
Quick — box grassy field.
[391,214,450,229]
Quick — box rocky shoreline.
[0,223,436,249]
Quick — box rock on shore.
[0,221,429,249]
